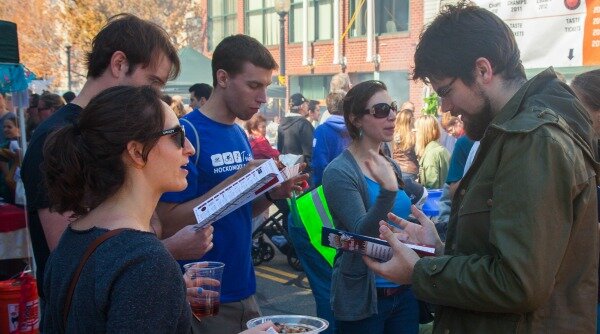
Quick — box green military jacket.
[412,68,599,333]
[419,140,451,189]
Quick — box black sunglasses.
[365,102,398,118]
[155,125,186,148]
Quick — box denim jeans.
[336,288,419,334]
[287,215,336,334]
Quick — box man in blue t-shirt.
[157,35,308,334]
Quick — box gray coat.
[322,149,399,321]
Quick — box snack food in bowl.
[246,315,328,334]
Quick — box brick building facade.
[198,0,428,115]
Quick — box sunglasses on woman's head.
[155,125,186,148]
[365,101,398,118]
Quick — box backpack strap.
[63,228,127,328]
[180,117,200,165]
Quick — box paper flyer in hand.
[321,227,435,261]
[193,159,302,228]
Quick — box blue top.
[160,110,256,303]
[364,176,411,288]
[311,115,351,186]
[446,135,475,184]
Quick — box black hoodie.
[277,114,314,170]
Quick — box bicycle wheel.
[262,243,275,262]
[252,244,263,266]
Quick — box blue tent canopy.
[0,63,36,108]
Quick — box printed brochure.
[321,227,435,261]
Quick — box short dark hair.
[43,86,165,217]
[308,100,320,113]
[161,94,173,105]
[211,34,278,87]
[29,93,40,108]
[189,83,213,100]
[39,93,65,110]
[86,14,180,81]
[413,2,525,85]
[571,69,600,111]
[62,91,76,103]
[343,80,388,140]
[326,92,345,116]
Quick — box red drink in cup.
[184,261,225,320]
[190,299,220,318]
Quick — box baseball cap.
[290,93,308,108]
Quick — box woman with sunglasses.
[41,86,273,333]
[414,115,450,189]
[322,80,419,334]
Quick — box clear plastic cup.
[184,261,225,320]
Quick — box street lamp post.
[278,12,286,76]
[66,45,72,92]
[274,0,291,118]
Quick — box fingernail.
[197,287,203,294]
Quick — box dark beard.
[464,95,494,141]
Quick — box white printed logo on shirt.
[211,151,253,174]
[233,151,242,163]
[222,152,234,165]
[211,154,224,166]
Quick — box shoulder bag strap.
[62,228,127,328]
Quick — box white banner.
[474,0,600,67]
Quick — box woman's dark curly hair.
[43,85,165,217]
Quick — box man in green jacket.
[365,3,599,333]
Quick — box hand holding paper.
[362,223,421,285]
[268,162,309,200]
[387,206,444,255]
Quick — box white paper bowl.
[246,315,329,333]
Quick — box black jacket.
[277,114,314,170]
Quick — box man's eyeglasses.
[365,102,398,119]
[155,125,186,148]
[436,77,457,98]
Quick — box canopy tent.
[163,46,212,96]
[0,20,36,150]
[0,20,37,282]
[163,46,285,102]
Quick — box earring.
[359,128,364,138]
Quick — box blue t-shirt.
[446,135,475,184]
[364,177,411,288]
[161,110,255,303]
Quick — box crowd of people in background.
[2,2,600,334]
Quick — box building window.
[208,0,237,51]
[245,1,279,46]
[290,75,331,100]
[349,0,409,37]
[290,0,333,43]
[347,71,410,104]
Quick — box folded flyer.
[321,227,435,261]
[193,159,301,228]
